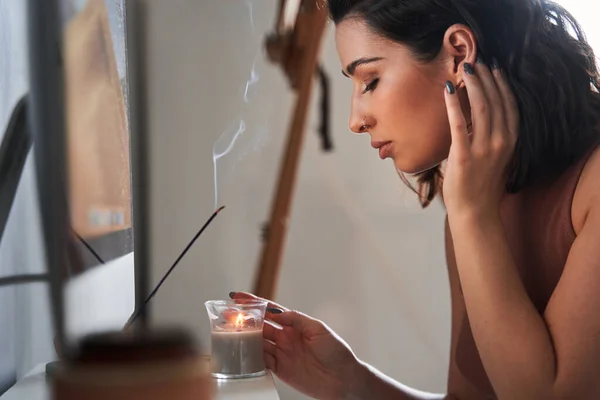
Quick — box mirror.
[60,0,132,274]
[56,0,134,342]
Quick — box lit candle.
[205,300,267,379]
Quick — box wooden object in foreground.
[52,329,212,400]
[252,1,328,299]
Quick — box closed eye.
[363,78,379,94]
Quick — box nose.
[349,101,369,134]
[349,115,367,134]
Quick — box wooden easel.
[252,1,328,299]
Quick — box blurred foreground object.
[52,329,212,400]
[27,0,212,398]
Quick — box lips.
[371,141,392,159]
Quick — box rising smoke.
[211,0,265,210]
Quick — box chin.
[392,156,444,176]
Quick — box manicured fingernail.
[445,81,455,94]
[267,307,283,314]
[229,292,236,299]
[464,63,474,75]
[491,58,500,70]
[476,54,485,64]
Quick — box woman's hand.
[442,60,519,223]
[230,292,362,400]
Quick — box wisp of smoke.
[212,0,263,210]
[245,0,254,32]
[212,119,246,208]
[243,59,260,103]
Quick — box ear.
[440,24,478,79]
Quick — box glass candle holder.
[204,299,268,379]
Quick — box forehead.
[335,19,398,66]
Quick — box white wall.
[143,2,450,398]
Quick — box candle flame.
[235,313,244,329]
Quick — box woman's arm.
[442,60,600,399]
[231,291,459,400]
[450,197,600,400]
[343,361,458,400]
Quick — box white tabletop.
[0,363,280,400]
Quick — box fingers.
[263,338,278,372]
[473,60,505,141]
[263,320,281,342]
[445,80,470,157]
[491,66,519,141]
[229,291,289,312]
[269,310,323,336]
[230,291,324,335]
[269,310,302,328]
[461,62,491,150]
[448,59,516,158]
[264,351,277,372]
[263,338,277,356]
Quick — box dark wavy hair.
[328,0,600,207]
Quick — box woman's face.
[335,19,458,174]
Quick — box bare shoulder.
[572,145,600,234]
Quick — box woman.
[232,0,600,398]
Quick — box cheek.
[378,73,448,137]
[371,76,414,126]
[379,76,452,172]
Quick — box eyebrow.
[342,57,384,77]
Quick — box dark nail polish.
[464,63,474,75]
[229,292,236,299]
[476,54,485,64]
[491,58,500,70]
[267,307,283,314]
[445,81,455,95]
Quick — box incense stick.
[128,206,226,325]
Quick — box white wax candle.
[210,329,265,377]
